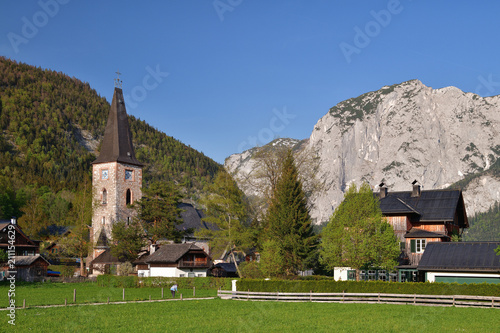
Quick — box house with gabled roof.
[135,242,211,278]
[377,181,469,280]
[418,242,500,284]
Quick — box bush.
[117,262,133,276]
[239,261,263,279]
[60,265,75,278]
[96,275,234,290]
[237,279,500,296]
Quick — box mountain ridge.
[226,79,500,223]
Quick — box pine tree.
[262,149,317,276]
[138,181,183,244]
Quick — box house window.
[102,216,106,225]
[126,189,132,205]
[410,239,426,253]
[102,189,107,205]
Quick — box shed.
[417,242,500,284]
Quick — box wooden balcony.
[178,259,210,268]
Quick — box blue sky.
[1,1,500,164]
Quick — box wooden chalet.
[418,242,500,284]
[136,243,211,278]
[0,219,49,282]
[378,181,469,268]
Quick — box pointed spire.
[93,87,143,166]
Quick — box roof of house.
[92,87,143,166]
[145,243,206,264]
[213,262,237,273]
[91,248,124,264]
[418,242,500,272]
[176,203,218,234]
[405,228,449,239]
[378,189,468,225]
[14,255,50,266]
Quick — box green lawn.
[3,299,500,332]
[0,282,215,307]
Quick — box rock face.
[226,80,500,223]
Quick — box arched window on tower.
[126,189,132,206]
[102,189,107,205]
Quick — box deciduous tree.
[196,171,254,277]
[319,183,399,279]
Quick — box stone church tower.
[91,85,143,259]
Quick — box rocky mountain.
[226,80,500,223]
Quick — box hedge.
[237,279,500,296]
[97,275,234,290]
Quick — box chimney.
[378,182,388,199]
[411,180,421,197]
[10,217,16,225]
[150,244,157,254]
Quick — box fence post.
[248,289,250,301]
[107,297,110,304]
[149,295,151,302]
[492,298,495,308]
[310,290,312,302]
[65,298,67,306]
[413,294,416,305]
[453,296,455,307]
[342,291,345,303]
[23,299,25,309]
[193,286,196,297]
[161,287,164,299]
[180,293,183,301]
[123,288,125,301]
[378,293,380,303]
[73,289,76,303]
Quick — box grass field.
[2,298,500,332]
[0,282,215,307]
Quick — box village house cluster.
[1,84,499,283]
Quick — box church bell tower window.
[126,189,132,206]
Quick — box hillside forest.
[0,57,222,239]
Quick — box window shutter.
[410,239,416,253]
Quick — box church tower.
[91,80,143,259]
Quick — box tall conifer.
[263,149,317,275]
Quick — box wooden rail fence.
[218,290,500,309]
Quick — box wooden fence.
[218,290,500,309]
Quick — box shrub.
[60,265,75,278]
[237,279,500,296]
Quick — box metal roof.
[378,189,466,224]
[92,87,143,166]
[418,242,500,272]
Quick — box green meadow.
[3,299,500,332]
[0,282,215,307]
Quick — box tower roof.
[92,87,143,166]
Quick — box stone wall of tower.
[91,161,142,258]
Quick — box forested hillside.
[0,57,222,221]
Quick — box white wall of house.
[425,271,500,282]
[334,267,352,281]
[149,266,207,277]
[137,269,150,277]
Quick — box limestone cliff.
[226,80,500,223]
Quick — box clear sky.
[1,1,500,164]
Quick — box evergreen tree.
[262,149,317,276]
[196,171,254,276]
[138,182,183,244]
[319,183,399,279]
[110,220,146,262]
